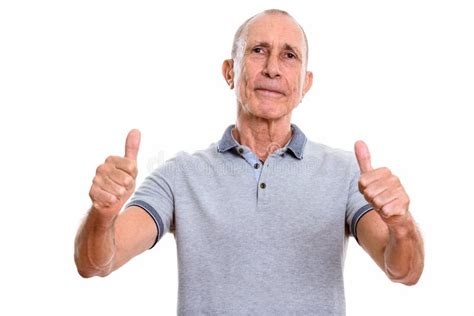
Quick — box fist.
[355,140,410,227]
[89,129,141,219]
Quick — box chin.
[252,102,288,120]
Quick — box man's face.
[225,13,313,120]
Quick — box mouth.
[254,88,285,98]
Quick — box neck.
[233,108,293,161]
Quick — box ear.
[302,71,313,97]
[222,59,235,89]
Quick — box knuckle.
[363,189,373,202]
[124,176,134,187]
[380,205,391,216]
[388,177,397,188]
[391,175,400,184]
[103,194,116,206]
[382,203,392,213]
[89,187,96,200]
[95,164,103,174]
[108,194,117,204]
[112,182,124,196]
[373,196,383,207]
[126,162,137,176]
[96,163,109,175]
[105,155,115,164]
[365,185,375,197]
[118,186,126,195]
[92,175,102,186]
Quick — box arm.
[356,210,424,285]
[74,205,157,277]
[354,141,424,285]
[74,129,158,278]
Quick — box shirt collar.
[216,123,307,159]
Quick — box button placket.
[237,146,265,183]
[256,157,272,207]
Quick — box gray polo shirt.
[126,123,373,316]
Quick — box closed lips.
[254,87,286,95]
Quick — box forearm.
[74,207,118,278]
[384,214,424,285]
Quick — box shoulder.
[304,140,357,169]
[148,142,220,178]
[172,142,221,166]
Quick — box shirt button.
[254,163,260,169]
[260,182,266,189]
[238,147,244,154]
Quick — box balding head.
[231,9,309,67]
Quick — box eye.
[252,47,264,54]
[285,52,297,59]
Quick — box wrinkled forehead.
[243,13,306,54]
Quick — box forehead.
[244,13,305,50]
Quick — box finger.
[371,187,402,210]
[107,167,135,190]
[125,129,141,161]
[105,156,137,178]
[362,181,390,203]
[355,140,373,174]
[359,169,396,195]
[379,199,407,219]
[359,167,395,190]
[89,185,118,208]
[93,175,126,199]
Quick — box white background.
[1,0,473,315]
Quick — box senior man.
[75,9,424,315]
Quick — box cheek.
[288,78,301,97]
[236,75,246,97]
[237,68,253,99]
[290,70,305,96]
[281,64,302,90]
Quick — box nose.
[262,53,281,79]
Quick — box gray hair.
[231,9,309,66]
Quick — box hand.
[89,129,141,220]
[355,140,411,227]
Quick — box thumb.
[125,129,141,160]
[354,140,373,174]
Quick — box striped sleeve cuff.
[350,204,374,244]
[125,200,164,249]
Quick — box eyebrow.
[283,44,301,57]
[250,41,302,57]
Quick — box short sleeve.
[125,159,176,249]
[345,156,373,243]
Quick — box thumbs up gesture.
[89,129,141,220]
[355,140,411,227]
